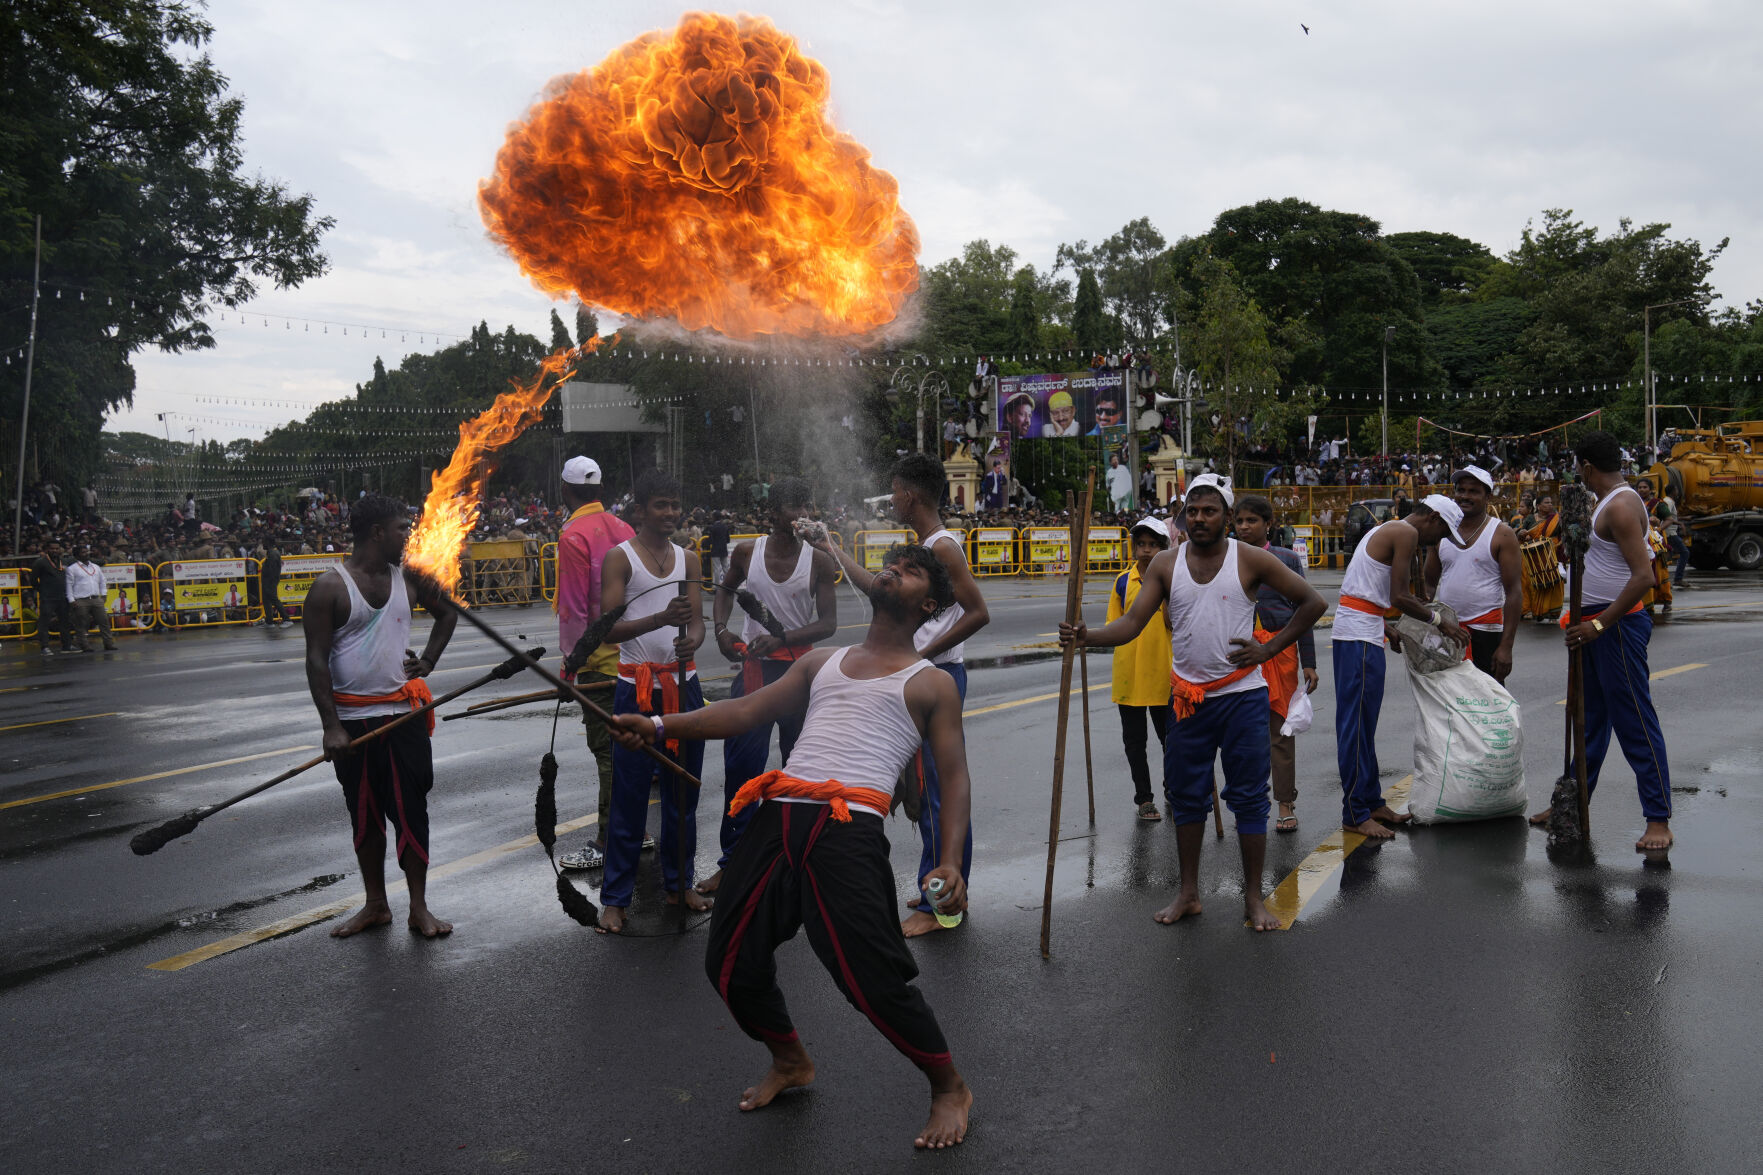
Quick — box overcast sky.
[115,0,1763,442]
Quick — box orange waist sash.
[731,642,813,693]
[333,678,435,736]
[619,660,698,716]
[1254,627,1299,719]
[1338,594,1399,619]
[728,769,892,823]
[1169,663,1259,721]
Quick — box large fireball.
[478,12,919,339]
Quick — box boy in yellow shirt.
[1107,517,1173,820]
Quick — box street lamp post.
[889,367,950,455]
[1381,324,1397,457]
[1644,299,1696,459]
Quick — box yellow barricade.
[100,562,157,634]
[856,529,913,571]
[272,554,345,618]
[1086,527,1128,573]
[541,542,557,602]
[159,557,262,628]
[1022,527,1072,575]
[967,527,1018,575]
[0,563,35,640]
[463,539,538,607]
[1289,525,1324,568]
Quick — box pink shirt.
[556,503,634,671]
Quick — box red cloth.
[731,641,813,693]
[332,678,436,736]
[620,660,696,753]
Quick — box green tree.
[1,0,333,483]
[1072,268,1108,353]
[1057,216,1171,346]
[1005,266,1041,352]
[917,240,1020,356]
[1386,231,1495,305]
[549,308,573,352]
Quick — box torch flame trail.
[405,336,612,593]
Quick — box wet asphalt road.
[2,570,1761,1173]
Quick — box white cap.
[1183,472,1234,508]
[1453,464,1496,491]
[562,456,602,485]
[1130,516,1170,541]
[1421,493,1465,543]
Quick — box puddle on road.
[0,873,348,991]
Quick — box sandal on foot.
[1137,801,1163,822]
[1276,815,1299,834]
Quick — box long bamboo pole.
[1040,470,1096,958]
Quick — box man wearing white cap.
[1424,464,1523,682]
[1063,473,1325,930]
[553,456,636,871]
[1332,493,1469,839]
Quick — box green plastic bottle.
[925,877,962,928]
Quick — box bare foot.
[330,904,392,938]
[596,905,627,935]
[914,1082,973,1149]
[1636,821,1674,851]
[668,888,713,913]
[1344,818,1396,840]
[407,908,453,938]
[1529,809,1551,827]
[1370,805,1411,826]
[1244,894,1283,931]
[901,910,952,938]
[694,868,723,896]
[1153,892,1203,924]
[738,1056,816,1111]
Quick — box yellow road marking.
[0,711,119,734]
[1263,775,1413,931]
[0,685,41,694]
[1554,662,1706,704]
[966,681,1110,716]
[0,746,317,810]
[147,805,631,972]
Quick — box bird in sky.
[1301,23,1310,35]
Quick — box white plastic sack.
[1404,660,1527,823]
[1279,686,1313,736]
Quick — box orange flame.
[478,11,919,339]
[405,337,610,593]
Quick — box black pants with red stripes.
[704,800,953,1069]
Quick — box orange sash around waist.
[1254,626,1299,719]
[1462,608,1504,627]
[332,678,435,736]
[731,642,814,693]
[1338,594,1400,619]
[1169,664,1259,721]
[620,660,697,715]
[728,769,893,823]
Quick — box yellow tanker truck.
[1643,420,1763,571]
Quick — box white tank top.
[330,565,413,720]
[1581,485,1642,605]
[1437,515,1504,630]
[615,539,695,681]
[1335,522,1396,646]
[1166,539,1263,697]
[740,535,817,646]
[912,528,967,665]
[778,647,938,817]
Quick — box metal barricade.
[99,562,157,634]
[967,527,1018,576]
[1289,525,1324,568]
[158,557,263,628]
[463,540,536,606]
[0,561,36,641]
[272,554,345,619]
[855,529,912,571]
[1022,527,1072,575]
[540,542,557,602]
[1086,527,1128,573]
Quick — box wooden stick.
[1211,780,1226,839]
[1073,498,1097,826]
[675,579,692,927]
[130,648,540,855]
[1040,468,1096,958]
[1568,549,1590,834]
[442,682,614,721]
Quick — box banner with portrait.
[277,554,344,605]
[996,370,1128,442]
[169,559,250,612]
[103,564,150,629]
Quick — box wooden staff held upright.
[1040,469,1095,959]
